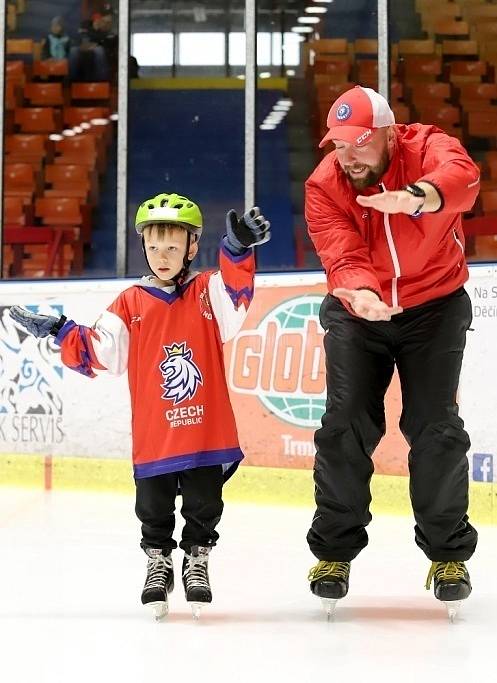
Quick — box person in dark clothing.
[305,85,479,620]
[87,12,118,71]
[129,55,139,79]
[69,12,117,82]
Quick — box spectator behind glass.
[129,55,139,79]
[69,12,117,82]
[41,16,71,60]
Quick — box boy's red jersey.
[55,244,254,479]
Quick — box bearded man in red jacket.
[306,85,480,619]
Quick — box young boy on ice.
[10,192,270,619]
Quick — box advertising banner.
[226,275,406,474]
[0,266,496,481]
[0,280,131,459]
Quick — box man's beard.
[344,147,390,190]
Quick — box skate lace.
[183,554,209,590]
[308,561,350,582]
[144,553,173,591]
[425,561,467,590]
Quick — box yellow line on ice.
[0,454,495,524]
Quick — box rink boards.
[0,267,496,522]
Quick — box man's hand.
[9,305,66,338]
[356,182,441,215]
[333,288,403,321]
[356,190,423,215]
[225,206,271,254]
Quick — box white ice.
[0,488,496,683]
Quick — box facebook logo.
[472,453,494,483]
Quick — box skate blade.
[148,601,169,621]
[444,600,462,623]
[320,598,338,620]
[190,602,207,620]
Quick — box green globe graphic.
[258,295,326,428]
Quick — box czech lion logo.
[159,342,202,405]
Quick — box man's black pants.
[307,287,478,562]
[135,464,224,554]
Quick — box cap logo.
[356,129,372,145]
[336,103,352,121]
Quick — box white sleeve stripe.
[208,271,249,343]
[92,310,129,375]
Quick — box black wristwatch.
[403,183,426,217]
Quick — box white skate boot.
[141,548,174,621]
[182,546,212,619]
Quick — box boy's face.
[143,225,198,285]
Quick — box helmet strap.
[141,236,153,275]
[172,232,193,295]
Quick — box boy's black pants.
[307,287,478,562]
[135,464,224,554]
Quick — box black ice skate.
[426,561,472,622]
[308,561,350,619]
[182,545,212,619]
[141,548,174,621]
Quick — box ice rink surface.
[0,488,495,683]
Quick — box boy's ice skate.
[308,561,350,619]
[141,548,174,621]
[425,561,472,622]
[182,546,212,619]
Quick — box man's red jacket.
[305,123,480,309]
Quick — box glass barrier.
[5,2,486,277]
[389,0,496,263]
[2,0,118,279]
[127,0,245,276]
[257,0,379,271]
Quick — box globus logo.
[229,295,326,428]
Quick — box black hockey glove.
[225,206,271,255]
[9,305,66,338]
